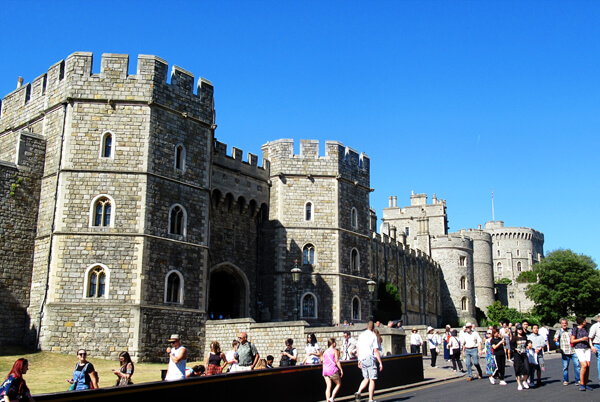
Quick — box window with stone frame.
[305,202,313,221]
[165,271,183,304]
[496,262,503,274]
[352,297,360,321]
[461,297,468,311]
[169,204,186,236]
[92,196,112,227]
[301,293,317,318]
[174,143,186,171]
[100,131,113,158]
[303,244,315,265]
[351,207,358,229]
[459,255,466,267]
[351,248,360,273]
[517,261,522,272]
[87,266,106,298]
[460,276,467,290]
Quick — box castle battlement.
[261,139,370,187]
[483,221,544,242]
[1,52,215,132]
[213,140,270,181]
[430,234,474,251]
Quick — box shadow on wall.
[0,283,38,350]
[439,271,458,327]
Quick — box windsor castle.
[0,53,544,361]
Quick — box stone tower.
[261,139,372,324]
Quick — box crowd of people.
[428,315,600,392]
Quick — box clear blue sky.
[1,1,598,261]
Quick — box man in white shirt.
[528,324,546,386]
[341,331,358,360]
[355,321,383,402]
[460,323,483,380]
[410,327,424,354]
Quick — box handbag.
[68,381,77,391]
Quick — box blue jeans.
[594,344,600,383]
[464,348,482,378]
[561,352,580,383]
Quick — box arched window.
[352,297,361,321]
[351,207,358,229]
[165,270,183,304]
[84,264,109,298]
[305,202,313,221]
[497,262,503,274]
[91,195,113,227]
[460,276,467,290]
[100,132,113,158]
[517,261,522,272]
[174,143,186,171]
[351,248,360,273]
[303,244,315,265]
[169,204,186,236]
[461,297,468,311]
[301,292,317,318]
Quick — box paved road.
[377,352,600,401]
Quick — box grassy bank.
[0,347,202,395]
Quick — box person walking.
[112,351,134,386]
[303,333,322,365]
[0,358,35,402]
[204,341,227,376]
[165,335,188,381]
[237,332,259,371]
[554,317,580,386]
[588,313,600,385]
[484,330,497,382]
[322,338,343,402]
[410,328,424,354]
[571,316,592,391]
[490,328,507,385]
[67,349,98,390]
[225,340,240,372]
[448,330,463,372]
[511,324,530,390]
[460,323,483,381]
[355,321,383,402]
[443,325,452,361]
[527,324,545,387]
[427,327,441,368]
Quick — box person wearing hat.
[443,325,452,361]
[410,328,424,355]
[165,334,188,381]
[589,313,600,385]
[460,322,483,381]
[427,327,441,368]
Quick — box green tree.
[373,281,403,323]
[526,249,600,324]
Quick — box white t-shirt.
[357,329,379,361]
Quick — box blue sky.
[1,1,598,261]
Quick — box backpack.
[280,347,297,367]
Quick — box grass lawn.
[0,346,203,395]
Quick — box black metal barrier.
[34,354,423,402]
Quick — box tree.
[486,301,540,326]
[526,249,600,324]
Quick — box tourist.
[237,332,259,370]
[266,355,274,368]
[225,340,240,372]
[571,316,592,391]
[373,329,383,354]
[67,349,98,390]
[522,320,530,335]
[280,338,298,367]
[448,329,463,372]
[254,358,268,370]
[527,324,545,386]
[588,313,600,385]
[165,334,188,381]
[112,351,134,386]
[410,328,423,354]
[443,325,452,361]
[185,365,205,377]
[554,318,580,386]
[340,331,357,360]
[511,324,530,390]
[322,338,343,402]
[525,340,539,387]
[460,323,483,381]
[0,358,35,402]
[204,341,227,375]
[539,324,550,352]
[303,333,322,365]
[499,320,512,362]
[484,329,497,382]
[490,328,507,385]
[355,321,383,402]
[427,327,441,368]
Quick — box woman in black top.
[511,324,530,390]
[490,328,507,385]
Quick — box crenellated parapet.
[430,233,474,251]
[213,140,270,181]
[0,52,215,132]
[261,139,370,189]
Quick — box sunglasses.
[78,353,87,356]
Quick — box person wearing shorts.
[571,316,592,391]
[355,321,383,402]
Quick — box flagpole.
[491,188,495,222]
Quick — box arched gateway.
[207,263,250,319]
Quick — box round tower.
[467,229,495,312]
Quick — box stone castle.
[0,52,543,361]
